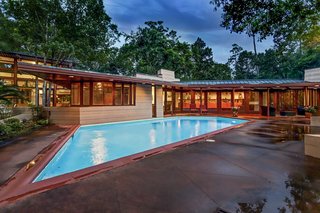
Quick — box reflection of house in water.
[0,51,319,125]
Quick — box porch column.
[171,87,174,116]
[304,86,308,106]
[267,88,270,117]
[35,77,39,107]
[53,84,57,107]
[13,58,18,86]
[200,88,202,115]
[232,89,235,107]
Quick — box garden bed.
[0,118,48,148]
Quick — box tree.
[116,21,194,79]
[190,37,215,80]
[210,0,320,53]
[1,0,119,69]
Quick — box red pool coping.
[0,118,253,205]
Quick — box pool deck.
[1,118,320,212]
[0,125,74,185]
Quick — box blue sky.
[104,0,273,63]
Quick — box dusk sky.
[104,0,274,63]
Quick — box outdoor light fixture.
[69,75,74,78]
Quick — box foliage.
[0,104,12,119]
[0,118,48,142]
[304,106,317,114]
[28,103,46,121]
[210,0,320,53]
[0,81,25,104]
[114,22,231,80]
[1,0,119,69]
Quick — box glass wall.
[123,84,131,105]
[195,92,204,108]
[183,92,191,109]
[207,92,217,109]
[297,90,304,107]
[71,83,80,105]
[175,91,181,110]
[248,91,259,111]
[115,83,123,105]
[83,83,90,106]
[165,91,173,112]
[221,92,232,109]
[278,90,295,110]
[234,91,244,108]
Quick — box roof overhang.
[17,63,180,88]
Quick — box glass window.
[93,82,104,105]
[221,92,232,108]
[234,91,244,108]
[207,92,217,108]
[297,90,304,106]
[71,83,80,105]
[115,83,122,105]
[175,92,181,109]
[131,84,135,105]
[83,82,90,106]
[165,91,172,111]
[56,89,71,107]
[103,82,113,105]
[183,92,191,109]
[248,91,259,111]
[278,90,294,110]
[123,84,131,105]
[195,92,204,108]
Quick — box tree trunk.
[252,34,257,56]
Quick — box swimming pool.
[34,116,247,182]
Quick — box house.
[0,51,319,124]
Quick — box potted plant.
[304,106,316,118]
[231,106,239,117]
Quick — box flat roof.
[17,62,179,87]
[180,79,306,85]
[17,62,320,89]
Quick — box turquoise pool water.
[34,116,247,182]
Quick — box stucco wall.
[48,84,163,125]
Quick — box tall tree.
[1,0,119,69]
[210,0,320,53]
[191,37,215,80]
[116,21,194,79]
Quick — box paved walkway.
[1,119,320,212]
[0,125,72,184]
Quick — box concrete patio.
[1,119,320,212]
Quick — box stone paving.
[1,119,320,212]
[0,125,72,184]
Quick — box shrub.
[37,119,48,126]
[4,118,24,131]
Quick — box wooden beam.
[267,88,270,117]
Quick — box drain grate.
[215,207,231,213]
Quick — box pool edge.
[0,118,254,205]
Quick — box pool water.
[34,116,247,182]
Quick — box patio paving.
[0,125,73,184]
[1,119,320,212]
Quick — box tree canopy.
[1,0,119,69]
[0,0,319,80]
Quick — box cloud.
[104,0,273,63]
